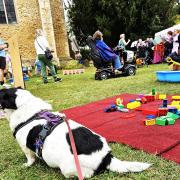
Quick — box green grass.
[0,64,180,180]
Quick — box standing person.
[0,38,8,86]
[93,30,122,71]
[118,34,130,62]
[153,42,164,64]
[172,29,179,53]
[34,29,62,84]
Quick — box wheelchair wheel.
[126,67,136,76]
[99,71,108,80]
[95,73,99,80]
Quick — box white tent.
[155,24,180,37]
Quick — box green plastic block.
[117,104,124,109]
[166,112,179,120]
[166,117,175,125]
[156,117,166,126]
[156,116,175,126]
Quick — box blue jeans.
[113,55,122,69]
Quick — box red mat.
[63,93,180,164]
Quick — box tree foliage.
[67,0,179,46]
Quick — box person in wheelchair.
[92,30,123,71]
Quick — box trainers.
[2,83,11,88]
[54,77,62,82]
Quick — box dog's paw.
[23,162,32,167]
[126,162,152,172]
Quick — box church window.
[0,0,17,24]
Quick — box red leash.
[64,118,84,180]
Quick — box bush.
[80,48,91,67]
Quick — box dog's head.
[0,88,33,110]
[0,88,18,110]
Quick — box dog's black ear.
[3,93,10,100]
[16,86,22,89]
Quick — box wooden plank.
[8,34,25,89]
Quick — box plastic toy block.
[136,98,141,102]
[63,69,85,75]
[117,107,129,113]
[146,115,156,119]
[141,97,147,104]
[162,99,168,108]
[158,108,168,117]
[166,117,175,125]
[141,109,158,116]
[171,101,180,105]
[156,117,167,126]
[144,119,156,126]
[168,104,180,111]
[127,101,141,109]
[117,104,124,109]
[155,93,159,100]
[104,104,117,112]
[152,88,156,95]
[166,112,179,120]
[177,111,180,115]
[168,106,178,114]
[158,94,166,100]
[170,101,180,110]
[116,98,124,106]
[172,96,180,100]
[156,112,178,126]
[156,117,175,126]
[144,95,155,102]
[129,99,135,102]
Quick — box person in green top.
[118,34,131,51]
[118,34,131,62]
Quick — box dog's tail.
[107,156,151,173]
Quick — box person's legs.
[113,55,122,70]
[0,57,6,85]
[45,58,62,82]
[38,55,48,83]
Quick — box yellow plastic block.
[127,101,141,109]
[159,94,166,100]
[144,119,156,126]
[171,101,180,105]
[172,96,180,100]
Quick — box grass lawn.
[0,63,180,180]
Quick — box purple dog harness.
[13,110,64,158]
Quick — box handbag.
[45,49,53,60]
[36,39,53,60]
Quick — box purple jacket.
[95,40,116,61]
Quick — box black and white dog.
[0,88,151,178]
